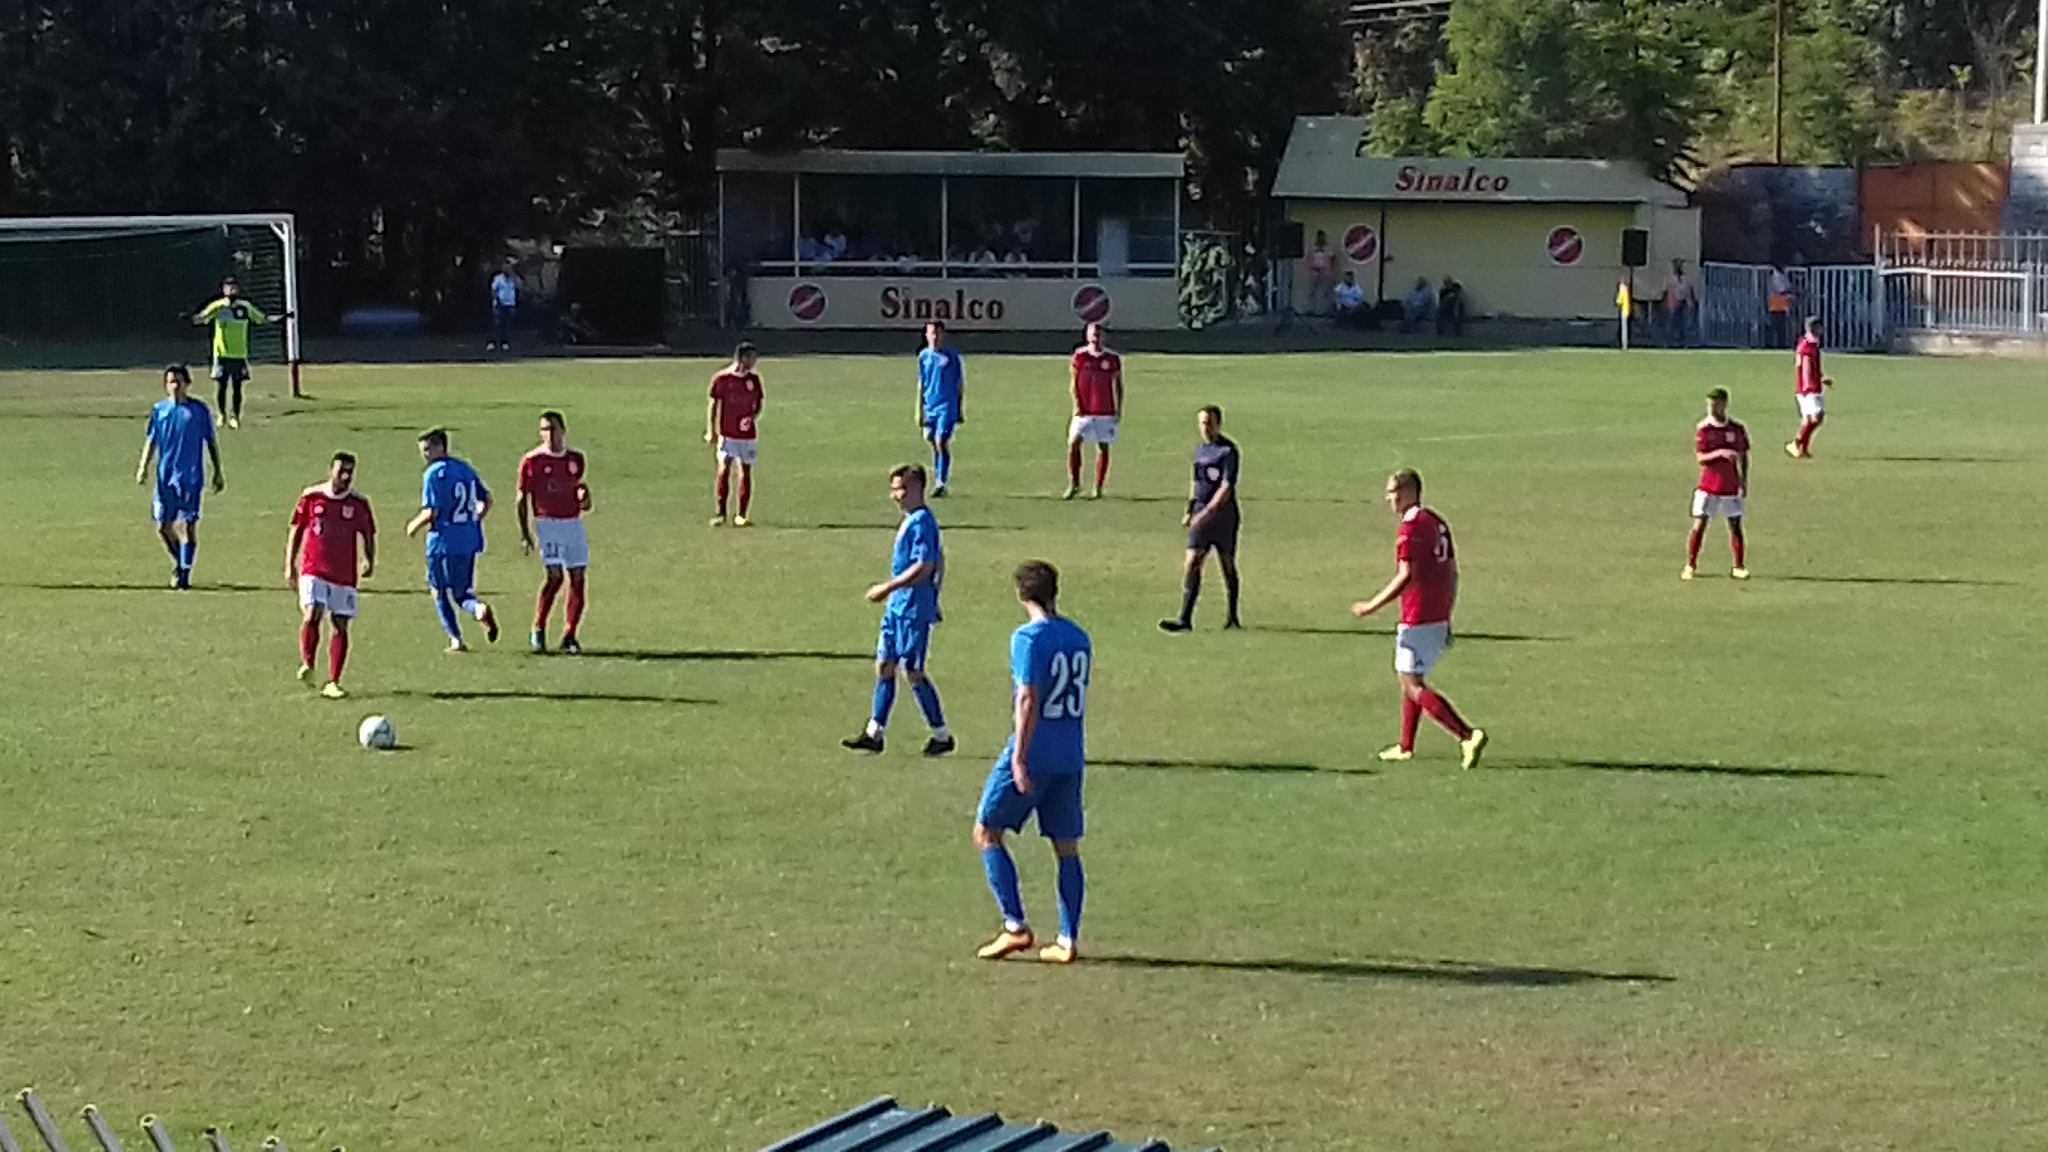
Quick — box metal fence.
[1875,231,2048,337]
[1701,262,1883,350]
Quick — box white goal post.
[0,212,302,392]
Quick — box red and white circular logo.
[788,283,827,323]
[1546,227,1584,266]
[1072,284,1112,324]
[1343,224,1379,263]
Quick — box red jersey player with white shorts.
[706,341,763,526]
[1685,387,1750,581]
[1064,322,1122,499]
[517,409,592,653]
[1786,315,1832,458]
[287,452,376,699]
[1351,469,1487,768]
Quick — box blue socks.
[432,590,464,642]
[870,677,898,729]
[982,846,1026,928]
[1056,855,1085,945]
[911,679,946,729]
[935,446,952,487]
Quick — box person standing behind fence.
[1662,260,1696,347]
[1305,231,1334,315]
[1767,264,1793,348]
[489,263,518,352]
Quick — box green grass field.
[3,349,2046,1151]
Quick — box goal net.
[0,214,300,378]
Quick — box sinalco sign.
[1391,164,1513,196]
[878,285,1010,323]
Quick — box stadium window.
[944,177,1076,278]
[721,170,795,274]
[796,174,943,276]
[1079,178,1178,278]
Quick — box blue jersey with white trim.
[421,457,488,556]
[1011,615,1091,775]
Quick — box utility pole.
[1773,0,1787,163]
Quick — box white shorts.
[1069,415,1119,444]
[717,437,758,465]
[1691,491,1745,520]
[535,517,589,570]
[1394,621,1451,676]
[299,575,359,619]
[1796,392,1825,418]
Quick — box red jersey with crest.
[1071,347,1121,416]
[1394,506,1456,626]
[519,448,587,519]
[709,369,763,439]
[1695,418,1749,495]
[292,486,375,585]
[1795,335,1824,394]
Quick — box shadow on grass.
[1090,953,1672,987]
[576,647,871,663]
[1862,455,2014,464]
[1093,756,1368,777]
[1509,757,1882,780]
[800,522,1022,532]
[10,581,406,597]
[1252,625,1562,642]
[1766,574,2014,588]
[389,688,713,706]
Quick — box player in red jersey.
[517,410,592,653]
[706,342,763,526]
[286,452,377,698]
[1785,315,1832,458]
[1350,469,1487,768]
[1685,387,1750,582]
[1064,322,1122,499]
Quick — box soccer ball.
[357,715,397,750]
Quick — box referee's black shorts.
[211,357,250,384]
[1187,503,1240,555]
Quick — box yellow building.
[1273,117,1699,320]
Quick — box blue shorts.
[152,482,201,525]
[876,614,933,670]
[426,551,477,599]
[977,750,1085,841]
[923,407,959,440]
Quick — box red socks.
[1066,443,1082,487]
[1794,418,1817,453]
[1094,447,1110,490]
[565,579,585,638]
[536,579,562,630]
[1416,689,1472,740]
[327,631,349,683]
[299,620,318,667]
[738,473,752,516]
[1730,527,1746,567]
[1399,696,1422,752]
[1686,523,1705,565]
[715,469,730,515]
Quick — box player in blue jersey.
[974,560,1092,965]
[133,364,224,589]
[843,464,955,756]
[403,428,501,651]
[915,321,964,496]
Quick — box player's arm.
[206,437,225,492]
[1069,358,1082,416]
[1011,683,1038,794]
[954,358,965,422]
[1737,450,1750,497]
[360,527,377,580]
[705,392,720,444]
[285,522,305,587]
[404,507,434,537]
[1352,560,1412,618]
[1191,450,1238,528]
[135,436,156,485]
[516,487,534,553]
[865,558,935,602]
[476,484,493,520]
[1111,364,1124,419]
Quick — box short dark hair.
[926,320,946,332]
[1390,467,1422,497]
[1200,405,1223,424]
[540,410,566,429]
[221,277,238,286]
[333,451,357,468]
[163,363,191,384]
[1706,387,1729,403]
[890,462,928,488]
[418,427,449,450]
[734,341,758,360]
[1015,561,1059,608]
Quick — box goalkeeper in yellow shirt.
[193,278,290,428]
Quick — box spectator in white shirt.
[1333,271,1368,328]
[488,262,518,351]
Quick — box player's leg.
[903,661,954,755]
[712,455,731,524]
[1684,508,1708,580]
[325,614,352,694]
[1408,668,1486,769]
[533,564,564,651]
[1092,443,1110,497]
[973,752,1035,957]
[561,567,586,652]
[932,432,952,494]
[1801,410,1824,454]
[1217,532,1242,628]
[229,372,245,426]
[736,461,754,525]
[213,364,230,420]
[1064,429,1083,498]
[450,552,498,642]
[427,556,466,648]
[844,638,900,751]
[298,598,325,683]
[175,518,198,586]
[1727,515,1748,578]
[1161,547,1206,632]
[1037,772,1086,963]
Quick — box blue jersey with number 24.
[1012,615,1091,776]
[421,457,488,557]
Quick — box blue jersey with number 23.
[421,457,489,556]
[1012,616,1090,776]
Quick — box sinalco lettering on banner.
[1392,165,1513,195]
[878,285,1008,323]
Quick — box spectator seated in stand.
[1435,275,1466,337]
[1401,276,1435,333]
[1333,271,1369,328]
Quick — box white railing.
[1876,230,2048,338]
[1700,262,1882,350]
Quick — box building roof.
[717,149,1183,179]
[763,1097,1217,1152]
[1273,117,1688,207]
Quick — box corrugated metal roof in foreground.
[762,1096,1219,1152]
